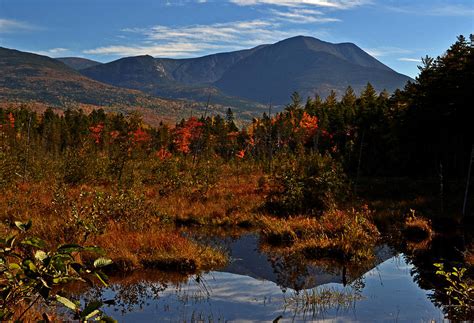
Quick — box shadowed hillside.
[80,36,412,105]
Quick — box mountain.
[81,36,412,105]
[56,57,102,70]
[216,36,412,103]
[81,47,266,109]
[0,47,197,124]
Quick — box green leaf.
[15,219,32,232]
[57,244,83,254]
[22,259,37,272]
[99,315,118,323]
[21,237,46,249]
[35,250,48,262]
[84,309,101,320]
[94,258,113,268]
[56,295,78,312]
[39,277,50,289]
[94,271,109,287]
[52,277,75,284]
[6,235,16,248]
[81,300,103,319]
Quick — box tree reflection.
[392,227,473,321]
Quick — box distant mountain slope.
[158,45,268,85]
[81,51,265,109]
[0,47,194,124]
[216,36,412,103]
[56,57,102,70]
[80,36,412,105]
[0,47,265,125]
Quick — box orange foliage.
[299,112,318,132]
[156,147,172,160]
[89,123,104,144]
[130,128,151,144]
[8,112,15,128]
[236,149,246,159]
[173,117,203,154]
[109,130,120,140]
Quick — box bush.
[0,220,113,321]
[266,153,349,215]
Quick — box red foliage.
[109,130,120,140]
[236,149,245,159]
[173,117,203,154]
[89,123,104,144]
[8,112,15,128]
[156,147,172,160]
[130,128,151,144]
[299,112,318,136]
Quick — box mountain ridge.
[57,57,102,70]
[80,35,412,105]
[0,46,200,124]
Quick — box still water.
[84,234,446,322]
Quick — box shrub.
[266,153,349,215]
[0,220,114,321]
[434,263,474,320]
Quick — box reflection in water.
[283,284,363,320]
[75,232,452,322]
[194,233,394,291]
[398,232,473,321]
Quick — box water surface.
[82,234,447,322]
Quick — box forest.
[0,35,473,321]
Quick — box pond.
[80,234,451,322]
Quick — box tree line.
[1,35,472,187]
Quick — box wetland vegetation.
[1,35,473,321]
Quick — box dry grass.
[0,165,381,275]
[153,167,267,227]
[259,207,380,262]
[403,210,433,242]
[464,245,474,267]
[93,223,227,272]
[0,181,228,274]
[8,302,64,322]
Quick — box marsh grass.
[284,285,363,319]
[94,224,227,273]
[260,207,380,262]
[403,210,433,242]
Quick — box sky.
[0,0,473,78]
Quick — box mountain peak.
[78,36,411,105]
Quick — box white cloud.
[34,47,69,57]
[364,46,412,57]
[84,43,222,57]
[271,8,341,23]
[397,57,421,62]
[0,18,33,33]
[229,0,371,9]
[85,18,327,57]
[384,3,474,17]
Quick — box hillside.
[56,57,102,70]
[81,50,266,109]
[80,36,412,105]
[216,36,412,103]
[0,47,203,124]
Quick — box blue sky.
[1,0,473,78]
